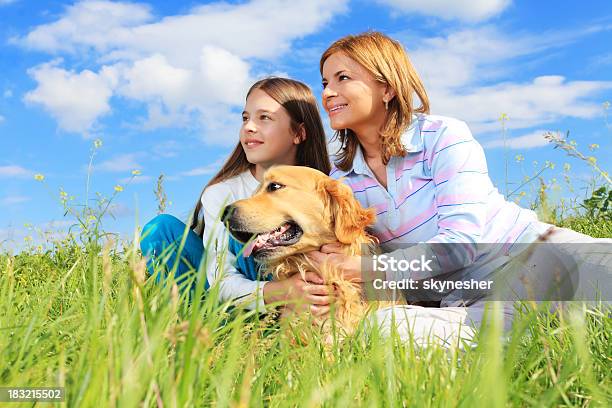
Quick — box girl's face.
[240,88,302,168]
[321,52,388,135]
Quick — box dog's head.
[222,165,376,263]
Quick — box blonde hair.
[320,31,430,171]
[190,77,331,236]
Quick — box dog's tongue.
[241,232,270,257]
[240,223,292,257]
[242,240,257,257]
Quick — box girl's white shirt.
[200,170,266,311]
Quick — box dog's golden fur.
[225,165,395,338]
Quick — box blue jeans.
[140,214,268,295]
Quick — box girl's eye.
[339,74,349,81]
[260,115,271,120]
[321,82,328,89]
[266,182,284,192]
[242,116,248,122]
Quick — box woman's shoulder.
[415,114,469,132]
[415,114,475,148]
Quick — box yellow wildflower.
[34,173,45,181]
[114,185,124,192]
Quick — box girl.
[308,32,611,345]
[141,77,333,315]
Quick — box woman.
[308,32,611,346]
[141,77,333,316]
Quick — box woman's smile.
[328,103,348,116]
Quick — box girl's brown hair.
[320,31,430,171]
[190,77,331,236]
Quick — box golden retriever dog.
[222,165,383,340]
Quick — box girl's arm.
[202,186,268,311]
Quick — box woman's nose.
[322,85,336,100]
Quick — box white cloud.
[0,195,30,206]
[24,60,117,134]
[16,0,348,138]
[118,54,192,108]
[407,26,612,135]
[0,114,4,123]
[483,129,552,149]
[196,46,252,106]
[432,76,612,135]
[115,48,252,131]
[16,0,153,54]
[3,89,12,98]
[409,26,578,91]
[0,0,18,6]
[95,153,142,172]
[0,165,33,178]
[379,0,511,22]
[17,0,347,62]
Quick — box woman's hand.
[263,271,333,317]
[307,242,365,282]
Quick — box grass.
[0,216,611,407]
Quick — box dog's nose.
[221,204,234,223]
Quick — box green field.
[0,212,610,407]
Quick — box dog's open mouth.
[232,221,303,257]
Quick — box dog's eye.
[266,182,284,192]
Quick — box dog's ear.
[319,178,376,244]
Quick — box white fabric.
[201,170,267,311]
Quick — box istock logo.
[372,254,433,273]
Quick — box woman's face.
[240,88,300,167]
[321,52,388,135]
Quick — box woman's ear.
[384,85,396,104]
[293,123,306,144]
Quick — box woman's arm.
[380,118,490,281]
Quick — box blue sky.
[1,0,611,251]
